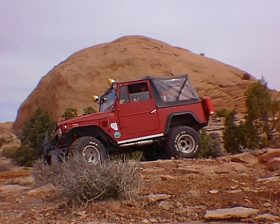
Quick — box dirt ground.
[0,152,279,224]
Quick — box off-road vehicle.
[42,74,214,164]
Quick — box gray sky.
[1,0,280,122]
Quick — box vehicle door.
[117,81,160,138]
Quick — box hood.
[58,111,108,133]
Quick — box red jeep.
[43,75,214,163]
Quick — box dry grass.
[32,156,141,206]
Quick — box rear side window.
[128,82,150,102]
[119,82,150,103]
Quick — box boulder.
[144,193,172,203]
[214,162,248,174]
[158,200,173,210]
[258,149,280,162]
[141,168,165,175]
[231,153,258,165]
[204,206,259,220]
[267,157,280,170]
[254,213,280,222]
[160,175,176,181]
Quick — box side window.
[128,82,150,102]
[119,86,129,104]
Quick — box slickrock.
[144,193,172,203]
[267,157,280,170]
[231,153,259,165]
[204,206,259,220]
[13,35,256,132]
[259,148,280,162]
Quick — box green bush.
[2,145,19,159]
[223,111,237,153]
[14,145,39,167]
[14,109,55,166]
[215,108,230,118]
[33,157,140,206]
[83,106,97,115]
[245,79,280,148]
[223,111,248,153]
[199,129,222,158]
[61,108,78,120]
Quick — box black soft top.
[146,74,200,108]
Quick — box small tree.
[83,106,97,115]
[61,108,78,120]
[245,79,280,148]
[199,129,222,158]
[223,111,245,154]
[14,109,55,166]
[215,108,230,118]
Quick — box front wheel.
[69,136,107,164]
[165,126,201,158]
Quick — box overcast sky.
[1,0,280,122]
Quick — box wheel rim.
[82,144,101,164]
[176,134,196,153]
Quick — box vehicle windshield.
[99,87,116,112]
[151,75,200,107]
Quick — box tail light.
[202,97,215,116]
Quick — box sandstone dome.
[13,35,255,132]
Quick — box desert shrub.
[111,150,144,161]
[14,145,39,167]
[61,108,78,120]
[199,129,222,158]
[215,108,230,118]
[223,111,247,154]
[2,145,19,159]
[223,111,240,154]
[33,157,140,206]
[14,109,55,166]
[208,132,223,157]
[0,138,7,147]
[83,106,97,115]
[245,79,280,148]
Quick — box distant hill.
[13,35,256,132]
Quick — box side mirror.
[93,95,100,102]
[102,97,108,103]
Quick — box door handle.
[150,109,156,114]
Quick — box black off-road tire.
[165,126,201,158]
[69,136,107,164]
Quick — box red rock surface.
[0,150,279,223]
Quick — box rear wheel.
[165,126,200,158]
[69,136,106,164]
